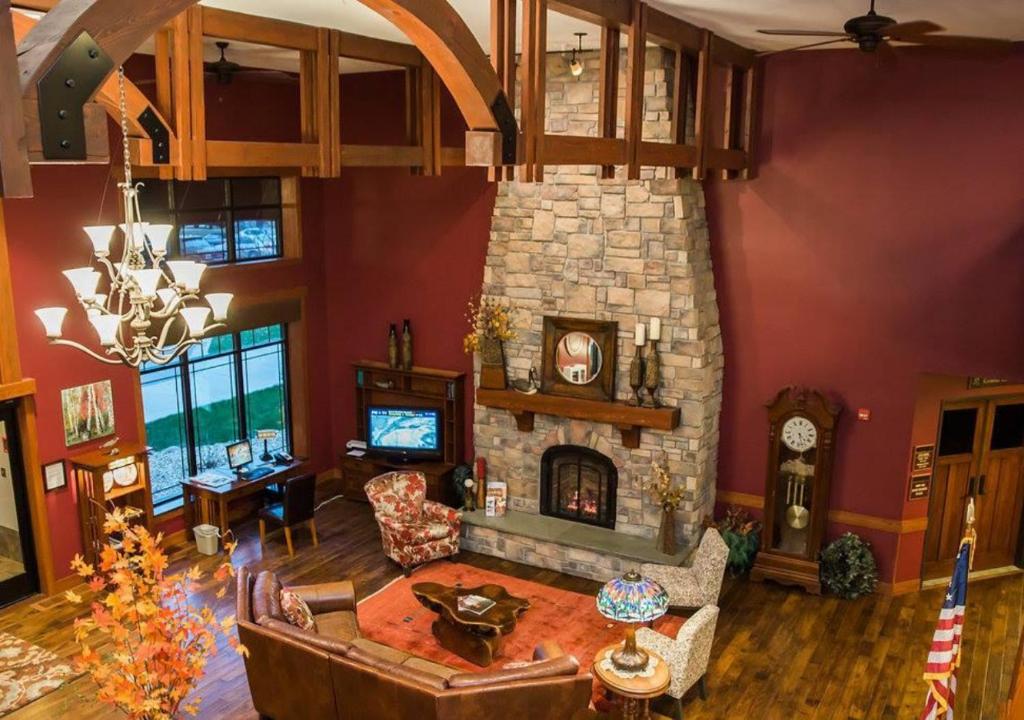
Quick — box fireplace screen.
[540,445,617,529]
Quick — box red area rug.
[356,562,684,672]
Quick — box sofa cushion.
[350,637,413,665]
[280,589,316,631]
[315,610,360,642]
[259,617,353,656]
[447,654,580,688]
[403,656,460,681]
[344,644,448,690]
[252,571,285,622]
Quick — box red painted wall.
[321,72,495,457]
[706,47,1024,583]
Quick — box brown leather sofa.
[236,567,594,720]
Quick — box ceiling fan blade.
[881,20,944,38]
[758,29,851,37]
[904,34,1014,51]
[758,38,851,56]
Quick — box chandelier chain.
[117,67,132,187]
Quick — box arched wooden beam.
[11,8,176,159]
[17,0,517,165]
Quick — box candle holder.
[628,346,645,407]
[643,340,661,408]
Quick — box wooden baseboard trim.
[717,490,928,535]
[876,578,921,596]
[51,572,85,595]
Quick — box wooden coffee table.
[411,582,530,667]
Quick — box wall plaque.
[967,377,1009,389]
[911,444,934,473]
[908,474,931,500]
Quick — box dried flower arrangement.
[463,296,517,355]
[65,506,247,719]
[644,461,687,512]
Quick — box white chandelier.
[35,68,231,368]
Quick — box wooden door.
[924,400,985,579]
[973,399,1024,570]
[924,397,1024,579]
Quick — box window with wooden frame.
[138,176,301,265]
[139,324,292,515]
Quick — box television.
[367,406,442,461]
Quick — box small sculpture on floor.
[454,465,476,511]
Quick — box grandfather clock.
[751,387,841,595]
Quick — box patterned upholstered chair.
[640,527,729,609]
[365,471,462,576]
[636,605,719,720]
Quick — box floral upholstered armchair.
[636,605,719,720]
[365,471,462,575]
[640,527,729,609]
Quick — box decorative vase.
[401,319,413,370]
[478,336,507,390]
[643,340,661,408]
[628,345,645,407]
[387,323,399,368]
[657,507,677,555]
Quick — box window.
[138,177,284,265]
[140,324,291,514]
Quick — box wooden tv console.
[338,361,465,506]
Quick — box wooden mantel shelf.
[475,388,681,449]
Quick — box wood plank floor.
[1,499,1020,719]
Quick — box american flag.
[920,537,972,720]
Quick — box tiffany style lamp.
[596,571,669,672]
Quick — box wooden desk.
[181,460,306,538]
[592,644,670,720]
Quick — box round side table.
[592,643,670,720]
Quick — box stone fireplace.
[540,445,618,529]
[460,48,724,581]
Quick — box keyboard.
[243,465,275,480]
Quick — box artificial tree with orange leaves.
[66,506,248,719]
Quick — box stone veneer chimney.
[465,48,724,579]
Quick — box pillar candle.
[635,323,646,346]
[649,317,661,341]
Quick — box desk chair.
[259,473,318,557]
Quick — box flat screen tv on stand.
[367,406,443,464]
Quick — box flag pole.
[963,497,977,570]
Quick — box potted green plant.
[820,532,879,599]
[711,506,762,576]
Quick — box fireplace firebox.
[540,445,617,529]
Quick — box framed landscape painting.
[61,380,115,447]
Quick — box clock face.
[781,416,818,452]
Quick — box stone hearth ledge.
[461,510,691,583]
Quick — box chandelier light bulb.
[179,307,211,338]
[206,293,233,322]
[570,57,584,77]
[89,314,121,346]
[63,268,101,300]
[156,288,178,309]
[83,225,116,256]
[119,221,149,249]
[130,268,163,298]
[34,307,67,338]
[146,224,174,255]
[166,260,206,291]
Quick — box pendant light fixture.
[35,67,231,367]
[569,32,587,77]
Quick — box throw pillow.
[280,589,316,631]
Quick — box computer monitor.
[226,439,253,472]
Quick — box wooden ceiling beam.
[646,6,702,52]
[336,29,420,67]
[548,0,629,28]
[201,7,317,51]
[0,1,31,197]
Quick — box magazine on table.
[457,594,496,615]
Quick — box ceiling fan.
[757,0,1014,54]
[205,41,295,85]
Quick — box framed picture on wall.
[540,317,618,402]
[61,380,115,447]
[43,461,67,492]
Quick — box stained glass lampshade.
[596,571,668,672]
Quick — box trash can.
[193,524,220,555]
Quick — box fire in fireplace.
[540,445,617,529]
